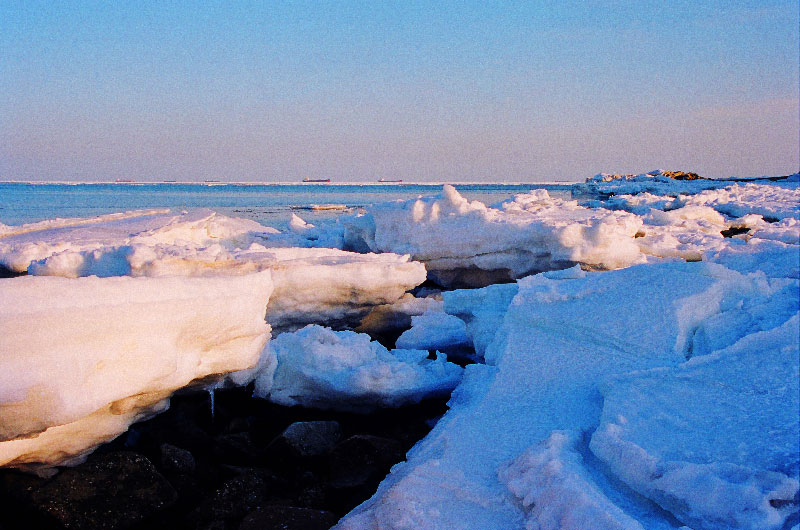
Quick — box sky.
[1,1,798,182]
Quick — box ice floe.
[0,271,273,470]
[341,184,644,287]
[253,325,463,412]
[0,210,426,330]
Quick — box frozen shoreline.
[1,171,798,529]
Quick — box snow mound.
[341,184,644,288]
[590,314,800,530]
[0,271,273,470]
[253,325,463,412]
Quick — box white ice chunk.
[254,325,463,412]
[341,185,644,287]
[0,209,277,274]
[442,282,519,358]
[0,271,273,470]
[590,314,800,530]
[395,311,470,351]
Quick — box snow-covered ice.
[500,430,645,530]
[591,314,799,530]
[341,184,644,287]
[0,271,273,470]
[0,210,426,329]
[253,325,463,412]
[336,259,799,529]
[1,174,798,530]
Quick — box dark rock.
[213,432,264,466]
[267,421,341,461]
[191,468,283,524]
[29,451,177,530]
[225,417,255,434]
[238,506,339,530]
[0,469,56,529]
[660,170,704,181]
[160,443,196,475]
[721,226,750,238]
[0,264,24,278]
[329,435,404,489]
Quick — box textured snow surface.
[500,431,645,530]
[0,271,274,469]
[591,315,799,530]
[253,325,463,412]
[336,260,799,530]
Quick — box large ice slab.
[253,325,463,412]
[0,271,273,470]
[341,185,644,287]
[0,209,273,275]
[337,262,758,529]
[590,314,799,530]
[338,263,796,530]
[0,210,426,330]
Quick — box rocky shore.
[0,385,450,530]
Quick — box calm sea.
[0,182,573,230]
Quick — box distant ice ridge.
[0,271,273,471]
[252,325,463,412]
[336,260,799,530]
[0,209,426,330]
[573,169,800,197]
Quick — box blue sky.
[1,1,798,182]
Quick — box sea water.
[0,182,573,229]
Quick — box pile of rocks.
[0,385,449,530]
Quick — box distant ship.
[114,179,134,183]
[378,179,403,183]
[302,178,331,183]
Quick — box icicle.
[208,386,216,422]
